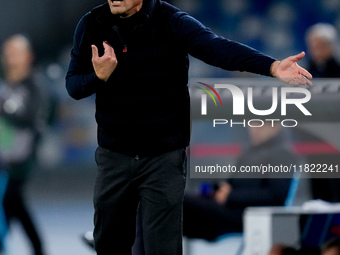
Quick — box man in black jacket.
[66,0,312,254]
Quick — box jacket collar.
[92,0,159,27]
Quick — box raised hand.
[91,41,118,82]
[271,52,313,87]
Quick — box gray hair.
[2,34,33,53]
[306,23,338,46]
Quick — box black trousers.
[93,146,187,255]
[3,178,44,255]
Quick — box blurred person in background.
[305,23,340,203]
[183,122,302,240]
[0,34,48,255]
[305,23,340,78]
[66,0,312,254]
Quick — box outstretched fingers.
[299,66,313,80]
[295,64,313,86]
[91,44,99,60]
[289,51,306,63]
[300,75,313,87]
[281,52,313,87]
[103,41,116,58]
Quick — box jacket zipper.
[111,25,129,53]
[112,20,145,53]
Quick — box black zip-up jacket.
[66,0,276,156]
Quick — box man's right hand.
[91,41,118,82]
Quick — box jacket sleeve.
[65,14,104,100]
[171,11,276,76]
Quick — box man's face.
[307,35,333,65]
[107,0,143,18]
[2,38,32,76]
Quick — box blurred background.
[0,0,340,254]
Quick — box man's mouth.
[111,0,123,6]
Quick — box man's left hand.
[271,52,313,87]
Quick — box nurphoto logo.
[197,82,312,127]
